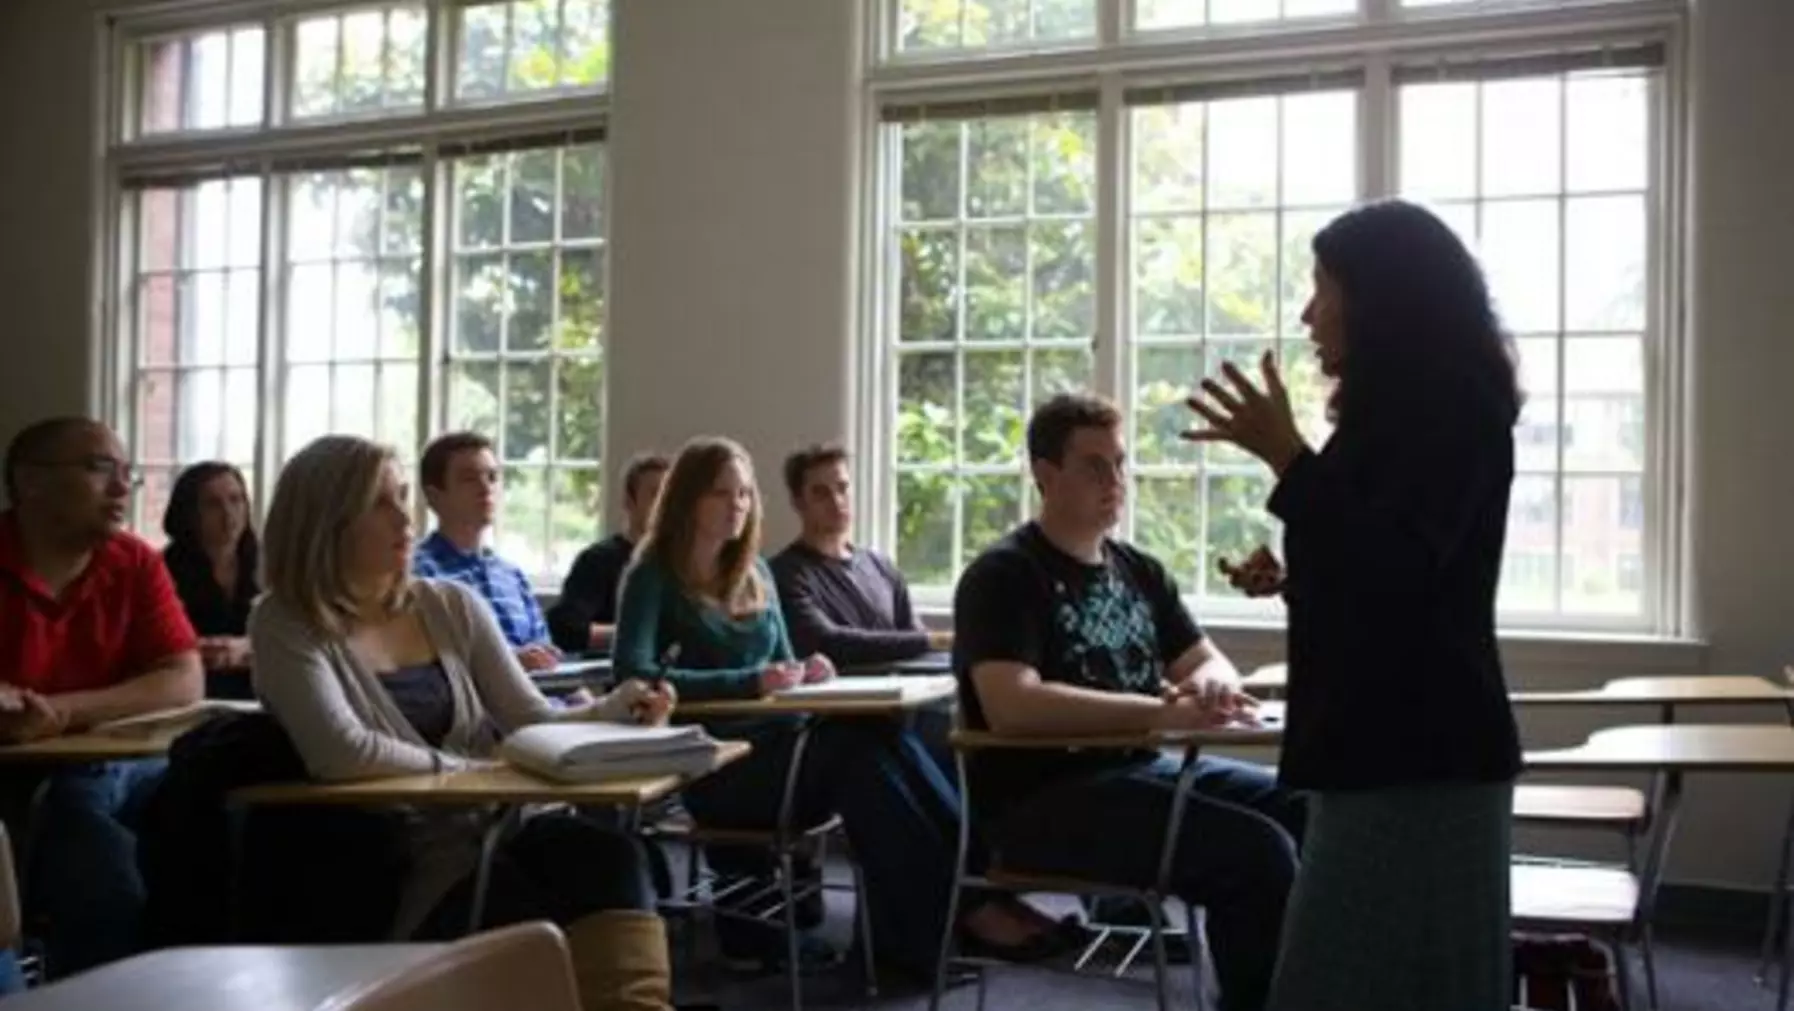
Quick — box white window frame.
[93,0,613,586]
[858,0,1689,636]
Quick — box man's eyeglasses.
[30,456,144,489]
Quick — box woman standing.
[1186,200,1523,1011]
[251,435,680,1011]
[612,437,1064,979]
[161,462,259,696]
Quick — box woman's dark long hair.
[1313,200,1523,430]
[162,461,259,582]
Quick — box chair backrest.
[322,922,579,1011]
[0,822,18,952]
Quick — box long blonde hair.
[635,437,767,614]
[261,435,412,635]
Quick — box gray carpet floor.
[666,878,1783,1011]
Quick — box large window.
[870,0,1679,630]
[108,1,612,581]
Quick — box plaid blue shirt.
[412,531,550,650]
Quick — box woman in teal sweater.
[613,437,1062,979]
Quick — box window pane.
[450,362,502,433]
[497,466,550,577]
[1133,476,1200,586]
[1562,475,1643,615]
[138,27,265,135]
[1565,195,1646,331]
[1567,72,1649,193]
[552,468,603,574]
[1480,199,1559,334]
[291,5,428,121]
[1502,475,1557,612]
[1031,221,1095,338]
[896,471,954,586]
[1399,83,1477,199]
[962,473,1023,560]
[1138,0,1353,29]
[898,0,1095,53]
[1135,345,1203,467]
[962,351,1025,465]
[455,0,610,103]
[897,352,955,466]
[1202,473,1275,597]
[1481,78,1561,197]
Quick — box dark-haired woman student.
[613,437,1066,979]
[160,462,260,699]
[1186,199,1524,1011]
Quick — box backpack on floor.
[1512,932,1621,1011]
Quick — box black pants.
[412,811,656,938]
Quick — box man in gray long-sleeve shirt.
[769,443,952,668]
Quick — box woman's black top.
[1268,395,1522,791]
[163,543,260,637]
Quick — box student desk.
[0,731,180,765]
[1512,675,1794,721]
[1526,724,1794,1011]
[1240,663,1288,699]
[0,942,445,1011]
[676,674,958,721]
[234,740,753,936]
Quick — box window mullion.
[256,166,283,511]
[1362,54,1393,199]
[425,0,451,112]
[1094,74,1125,409]
[415,150,447,529]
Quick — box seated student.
[412,432,559,672]
[769,443,950,667]
[160,461,260,699]
[0,417,203,975]
[250,434,679,1011]
[954,394,1306,1011]
[548,452,669,654]
[613,437,1064,977]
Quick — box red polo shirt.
[0,511,198,695]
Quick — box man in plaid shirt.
[412,431,559,671]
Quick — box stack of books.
[499,722,724,783]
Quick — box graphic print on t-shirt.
[1050,565,1163,697]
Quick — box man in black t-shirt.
[954,394,1304,1011]
[547,452,668,653]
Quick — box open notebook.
[772,673,955,703]
[499,722,724,783]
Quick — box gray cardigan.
[249,577,633,936]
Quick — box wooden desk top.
[0,730,180,764]
[1512,675,1792,706]
[0,943,444,1011]
[950,723,1283,752]
[235,739,752,808]
[1524,724,1794,772]
[1239,668,1789,708]
[677,674,958,719]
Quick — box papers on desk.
[91,699,261,738]
[778,674,961,706]
[499,722,724,783]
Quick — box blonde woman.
[613,437,1066,980]
[250,435,679,1011]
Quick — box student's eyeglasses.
[30,456,144,488]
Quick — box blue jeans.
[990,755,1304,1011]
[680,718,960,976]
[25,760,166,977]
[0,950,23,994]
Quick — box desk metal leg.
[467,807,522,936]
[930,745,972,1011]
[1145,746,1204,1011]
[1635,770,1684,1011]
[775,717,819,1011]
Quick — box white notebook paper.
[500,722,722,783]
[773,675,940,703]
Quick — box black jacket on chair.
[138,712,411,946]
